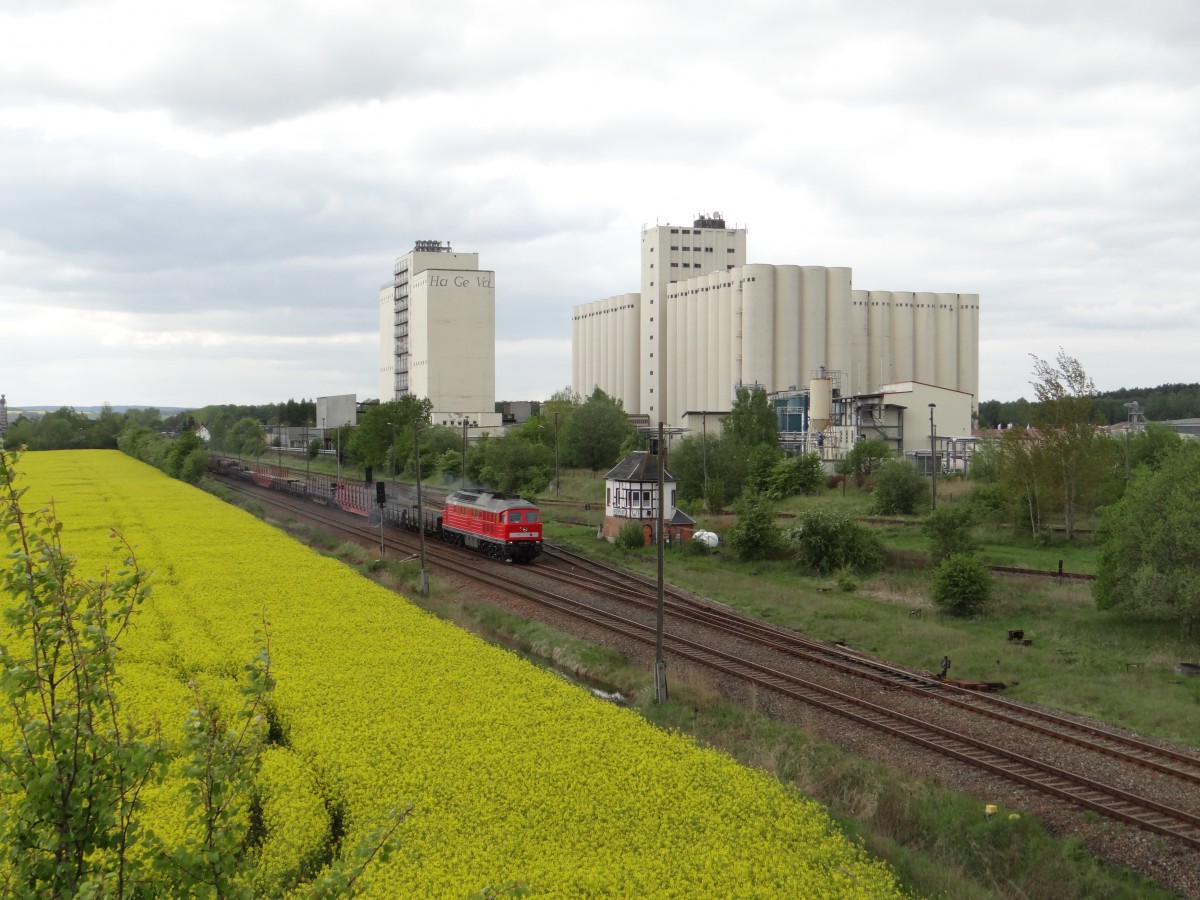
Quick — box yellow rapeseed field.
[7,451,908,898]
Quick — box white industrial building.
[572,214,980,434]
[379,241,502,429]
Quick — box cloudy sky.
[2,0,1197,411]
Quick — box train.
[207,456,543,563]
[435,489,543,563]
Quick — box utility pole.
[461,419,468,489]
[554,411,560,497]
[414,420,429,597]
[928,403,937,511]
[654,421,668,703]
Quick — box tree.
[766,453,824,499]
[1094,443,1200,637]
[836,438,893,482]
[559,388,633,475]
[666,433,748,507]
[783,506,885,575]
[991,428,1048,536]
[350,396,433,472]
[1029,349,1106,539]
[746,443,783,494]
[923,504,979,564]
[871,459,926,515]
[1125,422,1183,473]
[725,491,781,561]
[227,417,268,459]
[931,554,992,617]
[725,387,778,450]
[468,431,553,496]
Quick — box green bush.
[767,453,824,499]
[931,554,992,617]
[615,519,646,550]
[963,482,1007,518]
[725,492,781,561]
[783,506,885,575]
[922,504,979,563]
[871,459,926,515]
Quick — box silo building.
[379,241,502,429]
[571,214,979,433]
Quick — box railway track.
[212,473,1200,852]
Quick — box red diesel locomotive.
[439,489,543,563]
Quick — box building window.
[705,246,713,252]
[727,248,735,252]
[670,228,678,233]
[649,263,653,268]
[631,490,640,506]
[670,263,678,267]
[670,246,678,250]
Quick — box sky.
[2,0,1198,411]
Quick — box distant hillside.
[979,383,1200,429]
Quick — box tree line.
[978,381,1200,429]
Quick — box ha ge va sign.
[424,274,494,288]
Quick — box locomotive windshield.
[507,512,523,523]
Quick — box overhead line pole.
[655,421,668,703]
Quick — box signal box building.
[379,240,502,429]
[601,451,695,546]
[572,214,979,431]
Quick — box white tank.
[826,267,851,392]
[867,290,890,388]
[666,288,681,423]
[719,272,736,411]
[891,292,914,384]
[914,292,936,383]
[623,294,640,412]
[706,274,721,412]
[572,305,581,396]
[686,285,700,415]
[809,374,833,434]
[936,293,958,390]
[800,267,827,383]
[958,293,980,400]
[742,265,776,388]
[775,266,802,395]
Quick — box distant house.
[195,425,211,443]
[601,451,695,546]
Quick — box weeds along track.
[214,476,1200,852]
